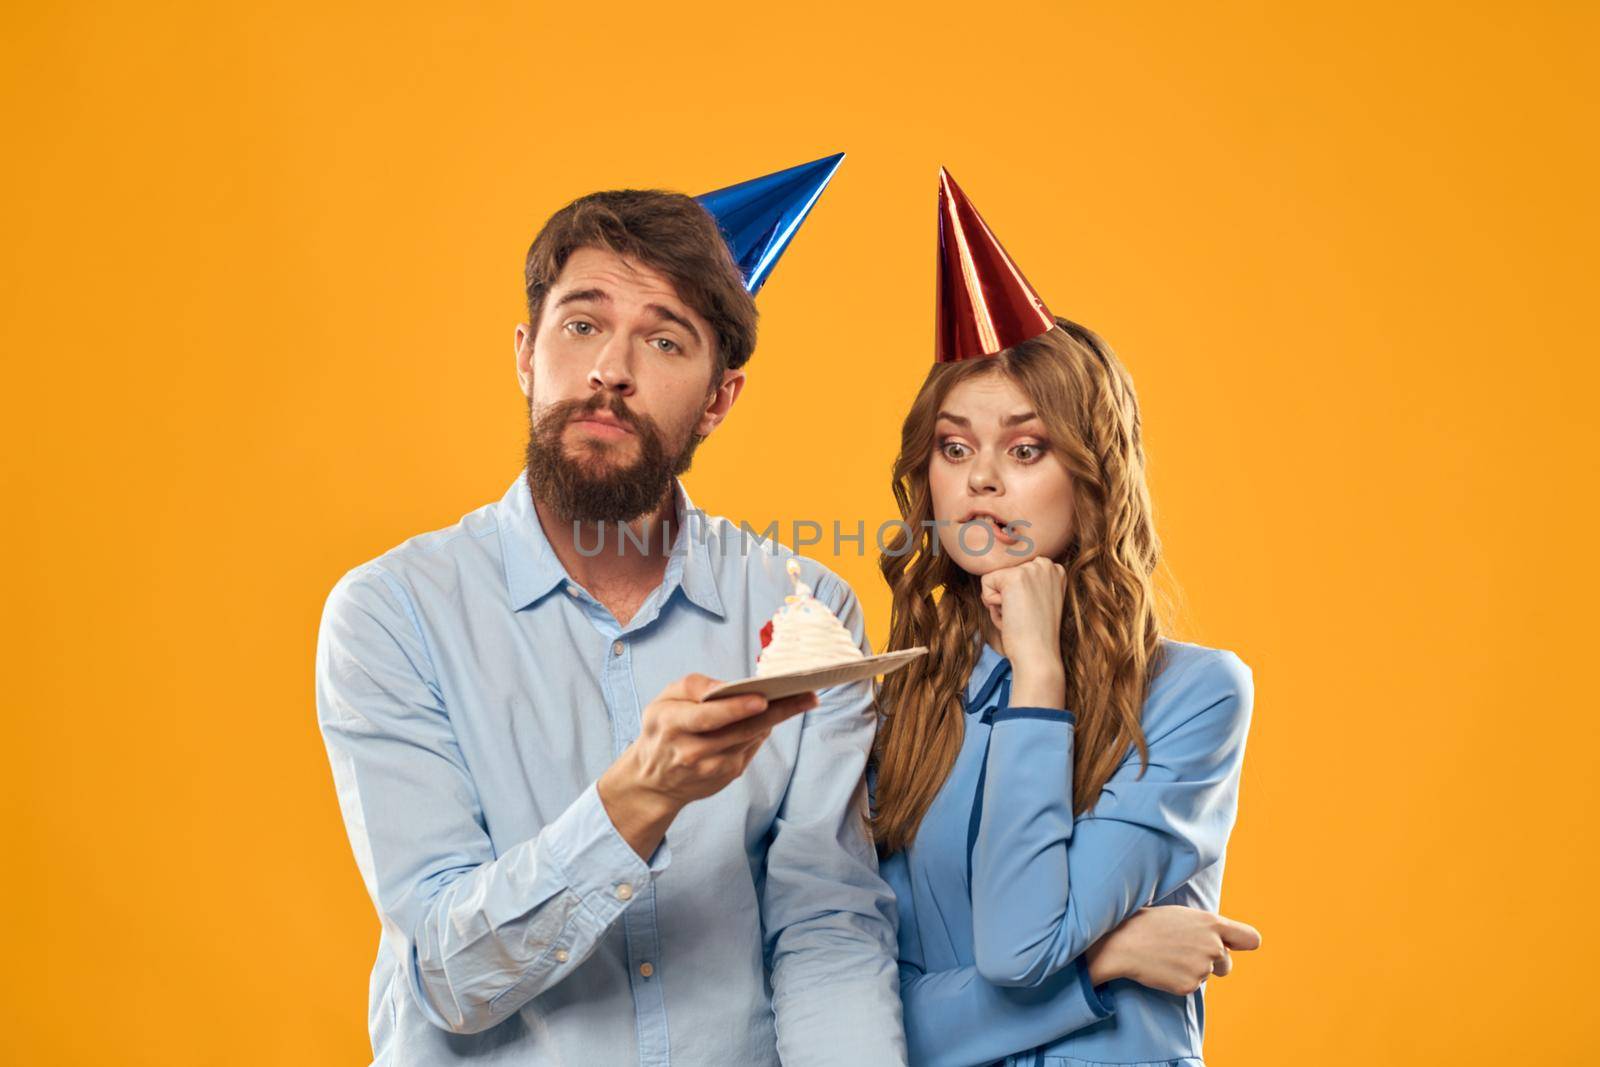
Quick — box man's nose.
[587,333,635,396]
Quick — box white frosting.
[755,558,866,677]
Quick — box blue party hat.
[697,152,845,295]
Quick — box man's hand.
[1084,906,1262,995]
[598,673,819,859]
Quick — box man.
[315,168,906,1066]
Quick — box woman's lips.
[984,517,1020,546]
[960,513,1020,546]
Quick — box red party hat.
[935,168,1054,363]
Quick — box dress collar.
[964,639,1012,715]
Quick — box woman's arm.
[969,651,1254,988]
[900,959,1111,1067]
[880,848,1113,1067]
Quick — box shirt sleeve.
[762,567,907,1067]
[314,564,670,1034]
[879,847,1113,1067]
[969,651,1254,988]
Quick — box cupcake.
[755,558,866,677]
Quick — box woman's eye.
[938,439,970,461]
[1011,442,1046,462]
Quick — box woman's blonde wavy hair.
[872,317,1170,855]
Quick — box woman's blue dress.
[878,638,1254,1067]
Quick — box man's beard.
[525,390,703,523]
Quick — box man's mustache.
[561,392,646,435]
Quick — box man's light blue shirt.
[315,469,906,1066]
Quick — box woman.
[872,172,1259,1067]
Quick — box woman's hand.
[1084,906,1262,996]
[980,557,1068,707]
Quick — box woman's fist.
[979,557,1068,707]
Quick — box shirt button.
[615,883,633,901]
[554,948,570,963]
[612,640,625,656]
[565,584,580,597]
[638,961,654,978]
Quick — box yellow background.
[5,2,1596,1063]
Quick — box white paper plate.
[702,647,928,702]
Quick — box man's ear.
[514,322,534,397]
[696,367,746,437]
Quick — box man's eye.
[652,338,680,353]
[566,321,595,336]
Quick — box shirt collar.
[671,483,725,618]
[497,469,724,618]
